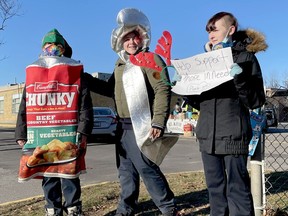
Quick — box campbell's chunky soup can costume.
[18,56,86,182]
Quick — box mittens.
[172,72,182,82]
[230,63,243,77]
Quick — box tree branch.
[0,0,20,31]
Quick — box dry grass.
[0,171,287,216]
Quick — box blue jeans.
[201,152,255,216]
[42,177,82,215]
[115,128,176,215]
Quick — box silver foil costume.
[111,8,178,165]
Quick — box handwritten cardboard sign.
[171,47,233,95]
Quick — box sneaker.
[45,208,56,216]
[67,206,84,216]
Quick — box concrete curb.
[0,182,112,207]
[0,171,204,206]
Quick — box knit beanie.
[42,28,65,48]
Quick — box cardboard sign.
[171,47,233,95]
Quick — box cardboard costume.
[18,56,86,182]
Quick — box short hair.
[122,30,141,41]
[206,12,238,32]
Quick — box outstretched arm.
[84,72,115,98]
[15,88,27,145]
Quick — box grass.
[0,171,287,216]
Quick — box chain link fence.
[263,88,288,215]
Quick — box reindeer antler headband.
[130,31,176,86]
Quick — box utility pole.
[250,109,265,216]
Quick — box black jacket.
[187,29,267,154]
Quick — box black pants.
[42,177,82,215]
[201,152,255,216]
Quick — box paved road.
[0,128,202,204]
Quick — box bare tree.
[281,70,288,89]
[265,70,288,89]
[0,0,19,32]
[265,71,281,89]
[0,0,20,60]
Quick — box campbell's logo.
[34,81,58,92]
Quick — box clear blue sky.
[0,0,286,87]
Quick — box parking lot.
[0,128,201,204]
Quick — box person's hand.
[170,72,182,86]
[172,72,182,82]
[17,140,26,147]
[230,63,243,77]
[149,127,163,142]
[77,133,87,148]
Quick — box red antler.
[129,31,172,73]
[129,52,162,72]
[154,31,172,66]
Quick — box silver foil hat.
[111,8,151,54]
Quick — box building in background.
[265,88,288,123]
[89,72,115,110]
[91,72,112,81]
[0,83,25,127]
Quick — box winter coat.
[86,52,171,129]
[187,29,267,155]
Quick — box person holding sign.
[15,29,93,216]
[185,12,267,215]
[86,8,179,216]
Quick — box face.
[43,42,64,50]
[42,42,65,57]
[208,18,234,46]
[122,32,142,55]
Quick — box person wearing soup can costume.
[86,8,179,216]
[15,28,93,216]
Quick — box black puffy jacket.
[187,29,267,154]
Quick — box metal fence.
[263,88,288,215]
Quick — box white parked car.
[91,107,118,137]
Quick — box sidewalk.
[0,127,15,132]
